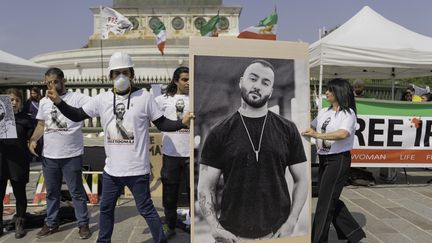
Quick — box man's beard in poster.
[240,87,270,108]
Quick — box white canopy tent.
[309,6,432,104]
[0,50,47,85]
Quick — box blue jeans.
[97,171,167,243]
[42,155,89,227]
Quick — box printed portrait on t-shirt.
[320,116,333,151]
[46,106,67,130]
[175,98,185,119]
[0,95,17,139]
[107,103,134,141]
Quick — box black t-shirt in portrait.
[201,111,307,238]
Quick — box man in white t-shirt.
[28,67,91,239]
[45,52,192,243]
[155,66,190,238]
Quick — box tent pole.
[391,67,395,100]
[318,64,323,110]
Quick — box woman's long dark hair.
[30,87,41,101]
[326,78,357,115]
[166,66,189,97]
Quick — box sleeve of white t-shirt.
[82,94,100,118]
[311,108,324,129]
[77,93,92,107]
[154,95,164,110]
[147,94,163,121]
[339,110,356,135]
[35,98,46,121]
[311,117,318,129]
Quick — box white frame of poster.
[0,94,17,139]
[189,37,311,243]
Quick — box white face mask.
[114,74,130,92]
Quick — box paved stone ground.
[2,199,190,243]
[323,168,432,243]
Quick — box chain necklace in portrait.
[239,112,268,163]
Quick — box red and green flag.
[238,11,278,40]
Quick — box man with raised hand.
[45,52,192,243]
[28,67,91,239]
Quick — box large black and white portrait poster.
[0,95,17,139]
[190,38,311,243]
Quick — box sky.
[1,0,432,59]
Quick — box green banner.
[322,98,431,116]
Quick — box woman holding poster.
[0,88,34,239]
[303,79,366,243]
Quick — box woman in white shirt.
[303,79,366,243]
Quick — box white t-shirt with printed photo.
[36,92,91,159]
[82,89,163,177]
[312,107,356,155]
[155,94,190,157]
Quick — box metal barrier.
[3,171,103,207]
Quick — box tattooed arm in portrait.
[197,164,239,242]
[274,162,308,237]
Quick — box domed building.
[31,0,241,84]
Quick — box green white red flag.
[238,12,278,40]
[153,20,167,55]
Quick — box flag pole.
[99,5,104,83]
[100,39,104,83]
[162,58,171,82]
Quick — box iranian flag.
[200,14,220,37]
[238,12,278,40]
[153,21,167,55]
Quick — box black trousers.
[0,179,27,220]
[312,151,365,243]
[160,154,190,229]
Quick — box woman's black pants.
[312,151,366,243]
[0,179,27,220]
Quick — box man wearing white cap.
[45,52,193,243]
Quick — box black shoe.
[163,224,176,239]
[36,224,59,238]
[78,224,91,239]
[15,217,26,239]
